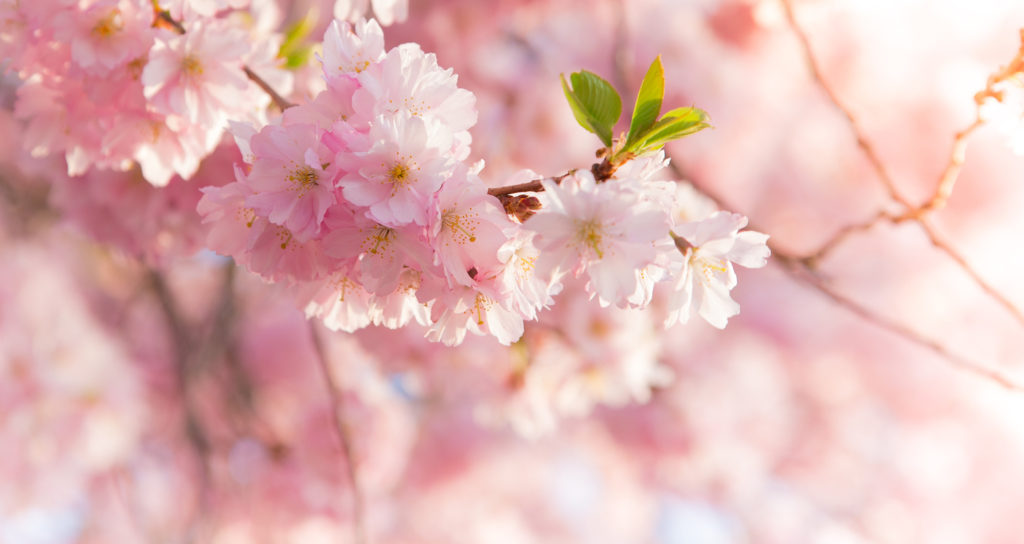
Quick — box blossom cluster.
[1,0,292,186]
[197,18,770,346]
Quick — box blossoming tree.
[4,0,1024,542]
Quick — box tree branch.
[781,0,1024,330]
[243,66,296,111]
[308,322,366,544]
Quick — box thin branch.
[779,259,1024,392]
[243,66,296,111]
[308,322,366,544]
[148,270,211,458]
[917,218,1024,327]
[780,0,913,209]
[800,210,895,266]
[669,157,1024,392]
[782,0,1024,329]
[486,169,580,198]
[921,118,984,213]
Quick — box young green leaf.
[278,15,315,69]
[561,70,621,147]
[625,56,665,147]
[634,107,711,153]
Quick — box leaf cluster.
[560,56,710,162]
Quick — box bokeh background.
[4,0,1024,542]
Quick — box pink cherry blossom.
[336,112,455,226]
[429,166,511,287]
[58,0,153,72]
[352,42,478,138]
[243,122,339,242]
[142,19,251,129]
[321,205,433,294]
[526,171,670,307]
[320,18,385,79]
[665,211,770,329]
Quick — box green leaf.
[625,56,665,147]
[634,107,711,153]
[561,70,621,147]
[283,46,314,69]
[278,15,315,70]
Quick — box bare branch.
[780,0,913,209]
[243,66,296,111]
[781,0,1024,330]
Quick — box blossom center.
[574,219,605,259]
[91,9,123,38]
[442,209,478,244]
[288,165,319,197]
[692,251,729,283]
[181,55,203,78]
[471,293,493,325]
[388,163,410,184]
[366,226,395,255]
[342,59,371,73]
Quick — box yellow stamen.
[442,209,478,244]
[366,226,394,255]
[91,9,123,37]
[182,55,203,77]
[575,219,604,259]
[288,165,319,197]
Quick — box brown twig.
[780,0,913,209]
[308,322,366,544]
[152,6,186,35]
[486,156,624,199]
[917,218,1024,327]
[243,66,296,111]
[782,0,1024,330]
[487,169,576,197]
[921,118,984,213]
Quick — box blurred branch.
[147,268,211,544]
[781,0,1024,330]
[243,66,296,111]
[779,0,912,209]
[148,269,212,458]
[778,254,1024,392]
[309,322,366,544]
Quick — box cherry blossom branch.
[148,270,211,458]
[487,154,628,200]
[308,322,366,544]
